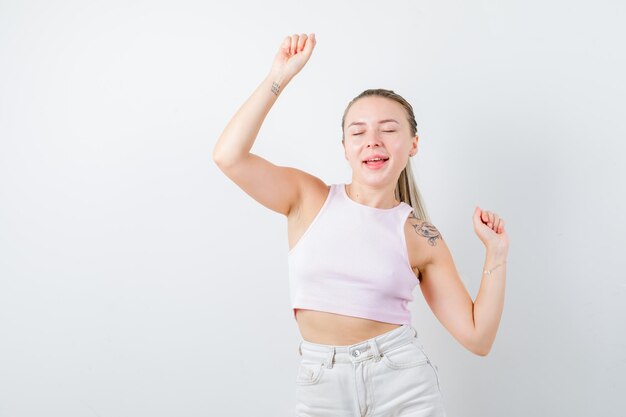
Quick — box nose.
[365,131,383,148]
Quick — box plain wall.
[1,0,625,416]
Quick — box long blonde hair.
[341,88,431,223]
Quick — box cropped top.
[288,183,419,325]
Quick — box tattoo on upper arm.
[409,212,441,246]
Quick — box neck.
[346,182,400,209]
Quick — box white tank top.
[288,183,419,324]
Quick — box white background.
[1,0,625,416]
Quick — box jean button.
[352,349,361,357]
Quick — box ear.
[410,134,418,156]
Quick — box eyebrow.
[347,119,400,128]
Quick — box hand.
[472,206,509,256]
[270,33,316,82]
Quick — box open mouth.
[363,157,389,168]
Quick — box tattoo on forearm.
[271,81,280,96]
[409,212,441,246]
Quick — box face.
[343,96,418,186]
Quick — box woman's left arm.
[413,207,509,356]
[472,207,509,355]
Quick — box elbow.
[212,140,231,167]
[212,147,247,170]
[467,337,491,357]
[473,347,490,357]
[468,343,490,356]
[212,150,233,170]
[212,147,226,166]
[212,155,225,169]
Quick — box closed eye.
[352,131,396,135]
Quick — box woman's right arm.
[212,33,317,217]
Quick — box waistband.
[298,324,419,368]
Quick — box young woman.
[213,33,509,417]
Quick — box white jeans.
[295,324,447,417]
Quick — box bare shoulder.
[404,212,445,276]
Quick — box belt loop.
[369,339,382,362]
[325,347,335,369]
[413,327,418,338]
[298,341,302,356]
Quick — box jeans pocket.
[381,340,430,370]
[295,360,325,386]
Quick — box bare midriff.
[295,308,402,346]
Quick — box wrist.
[267,71,292,89]
[483,260,506,276]
[486,242,507,258]
[485,250,507,268]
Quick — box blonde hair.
[341,88,431,224]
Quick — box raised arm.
[411,208,509,356]
[212,33,318,217]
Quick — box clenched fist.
[270,33,317,83]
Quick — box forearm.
[212,71,291,166]
[472,248,507,355]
